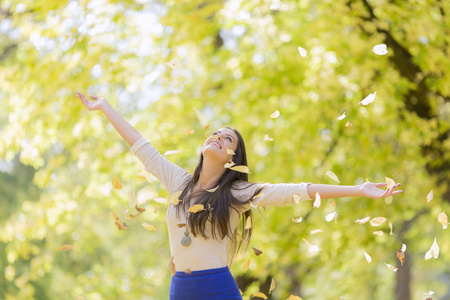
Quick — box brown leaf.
[142,223,156,231]
[252,247,263,256]
[396,249,405,266]
[188,204,205,213]
[59,244,73,251]
[110,212,129,231]
[168,256,176,276]
[253,292,268,299]
[177,223,186,228]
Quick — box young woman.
[75,91,403,300]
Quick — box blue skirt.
[169,266,242,300]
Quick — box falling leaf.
[184,269,192,274]
[230,165,250,174]
[370,217,387,226]
[438,212,448,229]
[313,192,321,208]
[359,91,377,105]
[165,58,181,69]
[250,201,259,208]
[125,211,144,220]
[113,176,122,189]
[145,273,154,279]
[372,44,388,55]
[264,135,273,141]
[389,222,394,235]
[253,292,268,299]
[245,216,252,229]
[425,238,439,260]
[337,112,346,120]
[224,162,236,168]
[135,171,152,182]
[170,191,182,206]
[236,232,243,241]
[293,194,301,204]
[397,249,405,266]
[298,46,307,57]
[188,204,205,213]
[345,122,352,128]
[384,262,398,272]
[402,244,407,253]
[226,148,235,155]
[270,109,280,118]
[288,295,303,300]
[169,256,176,276]
[253,193,264,200]
[177,223,186,228]
[355,216,371,224]
[427,189,433,202]
[325,212,337,222]
[153,197,167,204]
[59,244,73,251]
[329,200,336,207]
[164,150,182,156]
[303,238,320,253]
[205,186,219,193]
[183,128,195,135]
[373,231,384,236]
[239,289,243,296]
[142,223,156,231]
[292,217,303,223]
[252,247,263,256]
[193,107,211,130]
[362,250,372,263]
[269,277,275,294]
[385,177,395,189]
[128,188,137,208]
[326,171,340,183]
[311,229,323,235]
[242,258,250,271]
[424,291,435,296]
[110,212,129,231]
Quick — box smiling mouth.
[210,141,222,149]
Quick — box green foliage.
[1,0,449,299]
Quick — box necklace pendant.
[181,232,191,247]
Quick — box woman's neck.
[195,158,225,191]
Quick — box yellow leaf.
[355,216,371,224]
[253,292,268,299]
[239,289,243,296]
[373,230,384,236]
[288,295,303,300]
[59,244,73,251]
[438,212,448,229]
[193,107,211,130]
[325,171,340,183]
[113,176,122,189]
[269,277,275,294]
[224,162,236,168]
[245,216,252,229]
[310,229,323,235]
[153,197,167,204]
[128,188,137,208]
[170,191,182,206]
[183,128,195,135]
[252,193,264,200]
[370,217,387,226]
[188,204,205,213]
[329,200,336,207]
[226,148,235,155]
[270,109,280,118]
[241,258,250,271]
[184,269,192,274]
[142,223,156,231]
[205,186,219,193]
[168,256,176,276]
[385,177,395,189]
[389,222,394,235]
[230,165,250,173]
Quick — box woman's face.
[202,127,239,164]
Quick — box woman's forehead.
[217,127,238,139]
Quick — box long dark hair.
[175,126,263,266]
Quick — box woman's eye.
[226,137,232,141]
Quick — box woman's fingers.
[375,182,388,188]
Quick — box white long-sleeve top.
[130,137,312,272]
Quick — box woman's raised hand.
[76,91,108,111]
[360,182,403,199]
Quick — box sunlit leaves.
[253,292,268,299]
[437,212,448,229]
[226,148,235,155]
[205,186,219,192]
[424,238,439,260]
[230,165,250,174]
[427,190,433,202]
[370,217,387,226]
[170,191,182,206]
[59,244,73,251]
[385,177,395,189]
[142,223,156,231]
[270,109,280,118]
[372,44,388,55]
[384,262,398,272]
[224,162,235,168]
[188,204,205,213]
[288,295,303,300]
[325,171,340,183]
[362,250,371,263]
[110,212,129,231]
[298,46,307,57]
[359,92,377,105]
[113,176,122,189]
[193,107,211,130]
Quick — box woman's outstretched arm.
[75,92,142,146]
[307,182,403,200]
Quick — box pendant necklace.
[181,211,191,247]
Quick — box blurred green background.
[0,0,449,299]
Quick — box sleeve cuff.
[299,182,312,201]
[130,137,150,156]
